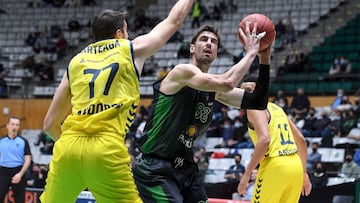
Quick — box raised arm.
[43,73,72,141]
[132,0,194,70]
[215,34,272,110]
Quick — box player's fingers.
[257,32,266,40]
[245,20,251,35]
[252,22,258,35]
[238,27,247,42]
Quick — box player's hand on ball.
[238,20,262,56]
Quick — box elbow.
[259,135,270,146]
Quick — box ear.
[115,29,124,39]
[190,44,195,54]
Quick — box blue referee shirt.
[0,135,31,168]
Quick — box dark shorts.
[133,155,208,203]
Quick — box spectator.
[215,118,234,148]
[290,87,311,117]
[312,110,331,137]
[347,118,360,141]
[193,147,209,183]
[284,48,300,73]
[331,88,345,109]
[285,18,296,45]
[230,114,253,149]
[272,89,288,107]
[301,107,318,137]
[157,66,169,80]
[38,63,54,85]
[309,161,328,188]
[329,55,352,76]
[274,17,286,51]
[307,142,322,172]
[26,163,48,188]
[224,154,245,182]
[33,30,50,54]
[0,117,32,203]
[340,109,358,136]
[191,0,203,28]
[340,152,360,179]
[134,8,151,31]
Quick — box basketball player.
[133,22,270,202]
[235,77,312,202]
[39,1,196,202]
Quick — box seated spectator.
[284,48,300,73]
[309,161,328,188]
[312,110,331,137]
[340,152,360,179]
[26,163,48,188]
[224,154,245,182]
[290,87,311,117]
[301,107,318,137]
[347,118,360,141]
[38,63,54,85]
[329,55,352,76]
[222,114,253,148]
[307,142,322,172]
[341,109,358,136]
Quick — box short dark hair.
[91,9,127,41]
[191,25,221,47]
[8,116,20,123]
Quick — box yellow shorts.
[252,154,304,203]
[39,133,142,203]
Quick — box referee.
[0,117,32,203]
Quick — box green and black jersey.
[141,79,215,164]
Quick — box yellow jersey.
[248,102,298,158]
[61,39,139,137]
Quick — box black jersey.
[141,79,215,165]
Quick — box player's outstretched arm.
[215,46,271,110]
[43,73,72,141]
[132,0,194,65]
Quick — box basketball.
[238,13,276,51]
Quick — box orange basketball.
[238,13,276,51]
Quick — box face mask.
[312,149,317,153]
[315,168,323,173]
[234,122,242,128]
[235,160,241,165]
[223,124,230,129]
[357,123,360,128]
[337,93,343,97]
[310,113,314,117]
[345,158,352,162]
[355,101,360,105]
